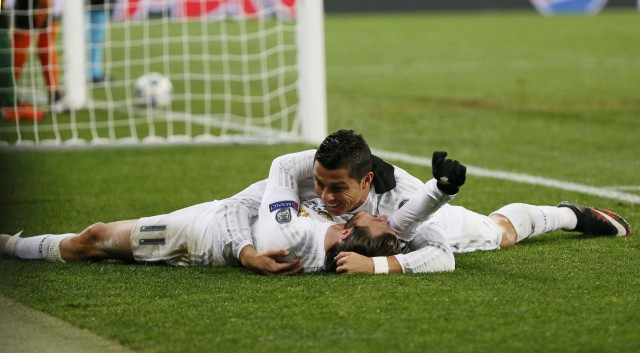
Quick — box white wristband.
[372,256,389,274]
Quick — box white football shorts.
[433,204,502,253]
[130,201,226,266]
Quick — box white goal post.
[1,0,327,147]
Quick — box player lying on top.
[228,130,632,275]
[0,150,468,273]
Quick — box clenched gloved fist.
[371,154,396,194]
[432,151,466,195]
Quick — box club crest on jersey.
[300,199,333,221]
[269,200,299,212]
[275,208,292,224]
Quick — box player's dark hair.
[324,225,401,273]
[314,129,372,181]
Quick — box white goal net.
[0,0,326,147]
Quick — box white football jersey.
[253,153,338,272]
[254,149,430,219]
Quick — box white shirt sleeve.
[223,149,316,260]
[384,176,456,274]
[254,154,331,272]
[388,179,454,241]
[267,149,316,188]
[224,181,265,260]
[393,220,455,273]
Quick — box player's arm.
[230,150,315,274]
[253,153,315,270]
[227,181,303,275]
[334,247,454,274]
[239,246,302,276]
[388,179,451,240]
[372,162,437,225]
[388,151,466,240]
[334,222,455,274]
[393,220,455,273]
[334,252,403,274]
[270,149,316,183]
[335,151,465,274]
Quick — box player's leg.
[36,19,61,103]
[11,0,38,83]
[1,13,45,121]
[88,1,108,82]
[11,29,31,83]
[59,220,137,262]
[1,231,73,261]
[488,202,631,246]
[0,220,137,262]
[490,203,576,247]
[2,24,45,122]
[557,202,631,237]
[488,214,518,247]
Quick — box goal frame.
[25,0,327,147]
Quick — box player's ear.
[361,172,374,190]
[339,229,352,240]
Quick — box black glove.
[371,154,396,194]
[432,151,466,195]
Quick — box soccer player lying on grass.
[0,186,395,273]
[234,129,633,274]
[0,149,466,273]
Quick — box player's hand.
[334,252,374,274]
[371,154,396,194]
[240,246,303,276]
[432,151,466,195]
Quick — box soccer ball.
[134,73,173,108]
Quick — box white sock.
[1,231,22,256]
[14,233,75,262]
[491,203,577,242]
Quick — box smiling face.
[313,130,374,216]
[313,161,373,216]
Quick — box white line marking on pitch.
[373,149,640,204]
[329,57,640,75]
[605,186,640,191]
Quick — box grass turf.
[1,9,640,353]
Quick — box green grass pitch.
[1,9,639,353]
